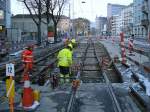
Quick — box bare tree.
[18,0,44,45]
[44,0,68,42]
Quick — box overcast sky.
[11,0,133,21]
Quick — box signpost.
[6,63,15,112]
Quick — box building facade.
[121,3,133,37]
[133,0,149,39]
[111,15,122,36]
[12,14,71,42]
[12,14,50,42]
[107,3,126,18]
[0,0,11,39]
[73,18,90,36]
[57,16,71,36]
[95,16,107,35]
[107,3,126,35]
[107,3,133,37]
[147,0,150,40]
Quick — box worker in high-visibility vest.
[21,45,33,81]
[57,44,73,83]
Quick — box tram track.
[0,43,65,84]
[66,38,123,112]
[66,38,147,112]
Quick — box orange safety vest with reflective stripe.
[22,49,33,63]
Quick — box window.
[142,28,144,35]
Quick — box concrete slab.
[112,83,141,112]
[33,84,71,112]
[74,83,140,112]
[77,83,115,112]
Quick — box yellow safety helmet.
[68,43,73,49]
[71,39,76,44]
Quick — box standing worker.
[57,44,73,83]
[21,45,34,81]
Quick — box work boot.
[65,74,70,83]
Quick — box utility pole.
[69,3,71,38]
[148,0,150,61]
[72,0,75,38]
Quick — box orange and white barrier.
[22,73,34,108]
[112,37,115,44]
[101,57,110,68]
[128,38,134,54]
[22,73,39,110]
[120,32,126,64]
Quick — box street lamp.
[71,1,86,38]
[81,1,86,4]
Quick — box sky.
[11,0,133,22]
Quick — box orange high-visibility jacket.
[22,49,33,63]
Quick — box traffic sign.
[6,63,15,76]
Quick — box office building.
[95,16,107,35]
[107,3,126,34]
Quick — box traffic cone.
[22,73,34,108]
[102,57,109,66]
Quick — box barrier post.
[6,63,15,112]
[128,38,133,54]
[120,32,126,64]
[112,37,114,44]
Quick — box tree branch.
[24,0,38,25]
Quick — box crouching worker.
[57,44,73,83]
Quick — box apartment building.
[133,0,148,39]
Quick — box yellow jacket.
[57,48,72,67]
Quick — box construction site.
[0,35,150,112]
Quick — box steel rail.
[67,39,122,112]
[94,41,122,112]
[0,43,64,70]
[0,44,65,82]
[66,71,81,112]
[66,42,89,112]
